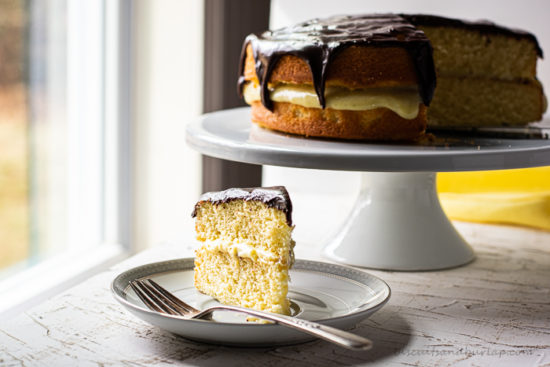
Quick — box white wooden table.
[1,221,549,366]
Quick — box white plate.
[111,258,390,347]
[185,107,550,172]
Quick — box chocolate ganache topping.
[192,186,293,226]
[237,13,437,111]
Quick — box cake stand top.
[186,107,550,172]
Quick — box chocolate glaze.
[402,14,543,57]
[237,14,437,111]
[191,186,293,226]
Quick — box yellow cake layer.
[428,76,546,127]
[194,248,290,314]
[194,200,293,264]
[419,25,539,81]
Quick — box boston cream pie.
[238,13,546,140]
[192,186,295,315]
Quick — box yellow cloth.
[437,167,550,231]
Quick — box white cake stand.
[186,107,550,271]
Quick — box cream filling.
[201,238,280,262]
[243,82,421,119]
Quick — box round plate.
[185,107,550,172]
[111,258,391,347]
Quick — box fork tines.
[130,279,198,316]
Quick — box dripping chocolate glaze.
[191,186,293,226]
[237,14,437,111]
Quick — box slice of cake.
[191,186,295,315]
[403,14,546,127]
[238,14,437,141]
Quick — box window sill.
[0,243,129,321]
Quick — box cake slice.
[192,186,295,315]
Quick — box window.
[0,0,28,279]
[0,0,131,318]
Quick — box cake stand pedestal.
[186,107,550,270]
[324,172,472,270]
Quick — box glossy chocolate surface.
[238,14,437,111]
[192,186,293,226]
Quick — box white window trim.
[104,0,133,248]
[66,0,104,249]
[0,0,133,320]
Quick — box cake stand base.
[323,172,474,271]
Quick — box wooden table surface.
[1,221,549,367]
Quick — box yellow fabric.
[437,167,550,231]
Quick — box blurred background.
[0,0,548,316]
[0,0,27,270]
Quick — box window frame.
[0,0,133,320]
[201,0,270,192]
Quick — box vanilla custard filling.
[201,238,280,262]
[243,82,421,119]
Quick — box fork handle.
[198,305,373,350]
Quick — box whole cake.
[192,186,295,315]
[238,13,546,140]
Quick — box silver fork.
[130,279,373,350]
